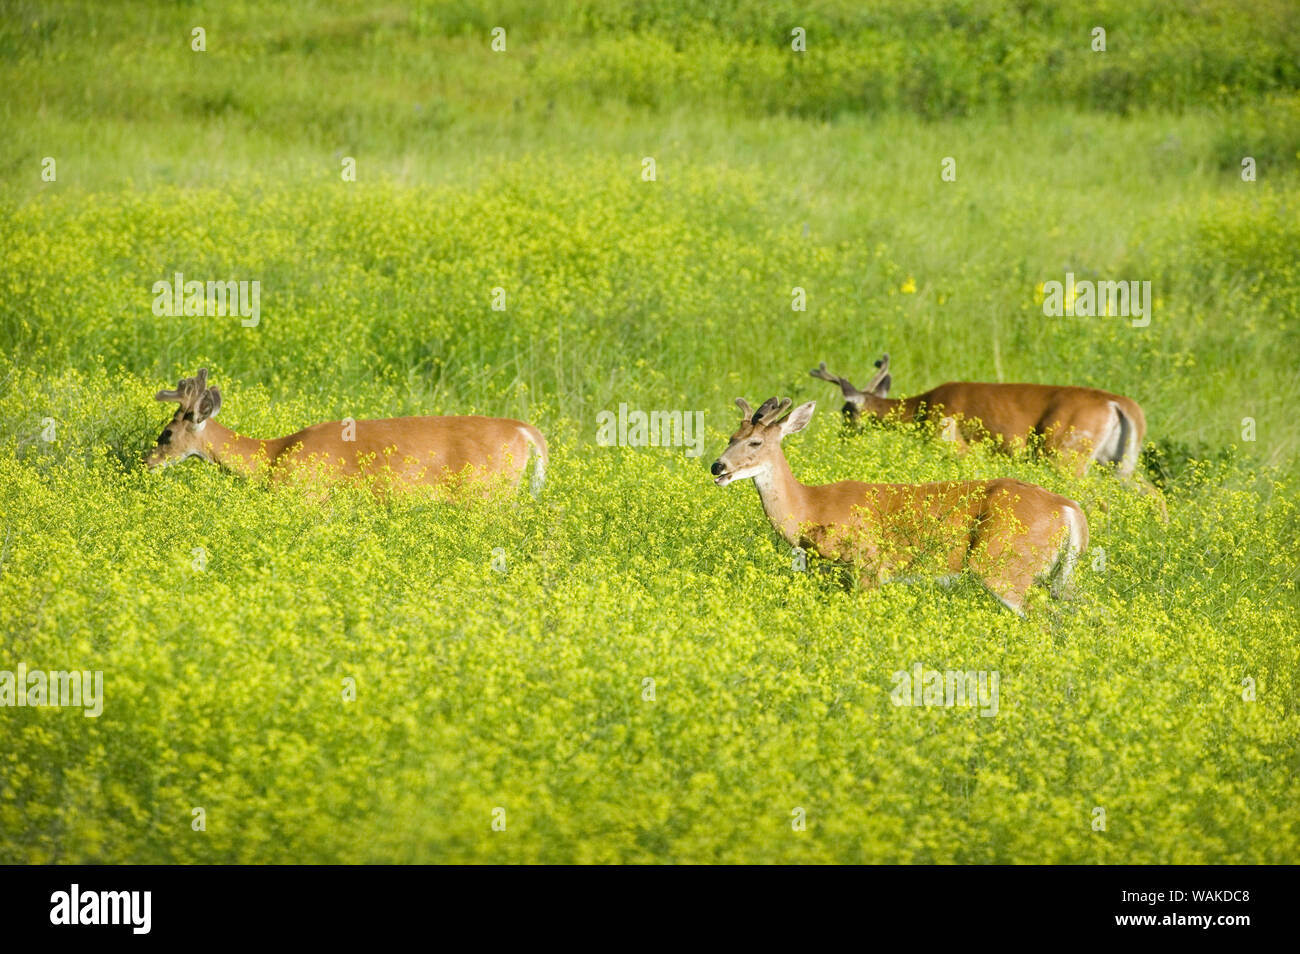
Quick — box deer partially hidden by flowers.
[147,368,548,497]
[811,354,1165,517]
[711,396,1087,615]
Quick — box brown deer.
[146,369,547,496]
[811,354,1156,473]
[711,397,1088,614]
[812,355,1164,515]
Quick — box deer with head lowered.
[147,368,548,496]
[711,397,1088,614]
[811,355,1162,513]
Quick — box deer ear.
[780,401,816,437]
[196,386,221,422]
[873,374,891,398]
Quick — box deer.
[146,369,548,497]
[811,354,1165,514]
[710,397,1088,615]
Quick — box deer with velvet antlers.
[147,368,548,496]
[711,397,1087,614]
[811,354,1162,490]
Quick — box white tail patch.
[1050,505,1086,599]
[1116,403,1141,479]
[530,453,546,497]
[520,426,547,497]
[1097,401,1140,478]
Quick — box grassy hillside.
[0,1,1297,863]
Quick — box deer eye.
[748,439,762,447]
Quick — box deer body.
[813,357,1148,479]
[147,370,547,496]
[713,397,1087,614]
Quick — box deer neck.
[199,421,283,477]
[752,452,809,546]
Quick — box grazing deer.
[810,354,1155,477]
[146,369,548,496]
[710,397,1087,614]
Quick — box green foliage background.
[0,1,1297,862]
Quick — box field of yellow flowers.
[1,1,1298,863]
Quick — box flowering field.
[1,1,1298,863]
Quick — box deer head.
[146,368,223,470]
[710,396,816,487]
[810,355,890,423]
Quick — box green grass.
[1,0,1298,863]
